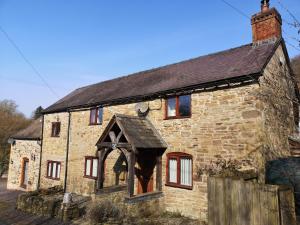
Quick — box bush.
[87,200,122,224]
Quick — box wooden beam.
[116,130,123,143]
[156,155,162,191]
[127,151,136,197]
[109,131,117,143]
[98,142,131,149]
[97,150,104,189]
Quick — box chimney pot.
[261,0,270,12]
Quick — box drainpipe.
[63,111,71,193]
[37,115,45,190]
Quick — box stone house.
[8,1,299,220]
[7,118,42,191]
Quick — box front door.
[137,174,153,194]
[21,158,29,188]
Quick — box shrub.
[87,200,122,224]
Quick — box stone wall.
[40,43,295,220]
[256,44,296,179]
[7,140,40,191]
[40,112,69,189]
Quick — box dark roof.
[11,118,42,140]
[97,114,167,149]
[44,40,280,113]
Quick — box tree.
[31,106,44,119]
[0,100,31,177]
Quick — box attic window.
[165,95,191,119]
[90,107,103,125]
[51,122,61,137]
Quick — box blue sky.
[0,0,299,117]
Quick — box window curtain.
[169,158,177,183]
[180,158,192,186]
[92,159,98,177]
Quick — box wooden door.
[137,174,153,194]
[21,158,29,188]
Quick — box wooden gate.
[208,177,297,225]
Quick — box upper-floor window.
[51,122,61,137]
[90,107,103,125]
[166,152,192,189]
[47,161,61,180]
[165,95,191,119]
[84,156,98,179]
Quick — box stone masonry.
[7,140,41,191]
[39,42,297,221]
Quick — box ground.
[0,178,67,225]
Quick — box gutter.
[42,73,261,115]
[63,111,71,193]
[37,115,45,190]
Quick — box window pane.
[97,108,103,124]
[48,163,52,177]
[167,98,176,117]
[56,123,60,136]
[52,163,57,178]
[86,159,91,176]
[90,109,97,124]
[179,95,191,117]
[180,158,192,186]
[169,158,177,183]
[92,159,98,177]
[57,164,61,178]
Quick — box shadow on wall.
[266,158,300,218]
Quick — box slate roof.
[97,114,167,149]
[11,118,42,140]
[44,40,280,113]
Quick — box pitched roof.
[11,118,42,140]
[44,40,280,113]
[97,114,167,149]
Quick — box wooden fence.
[208,177,297,225]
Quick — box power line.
[0,25,60,98]
[219,0,250,19]
[277,0,300,28]
[286,40,300,52]
[219,0,300,52]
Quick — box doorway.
[21,158,29,189]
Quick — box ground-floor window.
[47,161,61,180]
[166,152,192,189]
[84,156,98,179]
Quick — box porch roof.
[96,114,167,149]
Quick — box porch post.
[156,155,162,191]
[127,151,136,197]
[97,149,104,190]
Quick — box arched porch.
[96,114,167,198]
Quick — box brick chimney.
[251,0,282,45]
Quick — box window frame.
[46,160,61,180]
[51,122,61,137]
[166,152,193,190]
[84,156,98,179]
[165,95,191,119]
[89,107,103,125]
